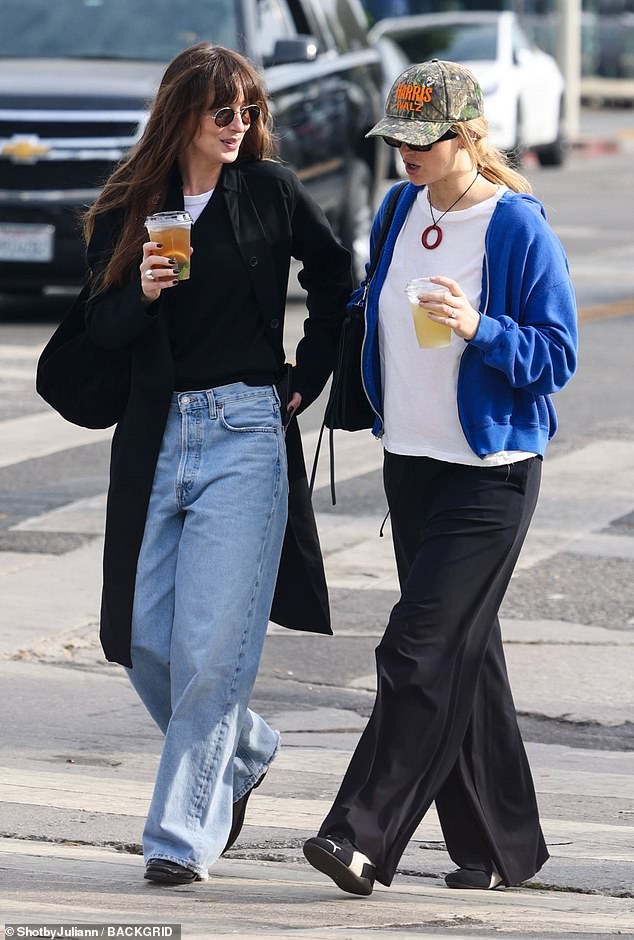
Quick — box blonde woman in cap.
[303,60,577,895]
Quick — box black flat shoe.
[445,867,503,889]
[144,858,200,885]
[303,834,375,896]
[222,772,267,854]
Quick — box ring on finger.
[144,269,154,280]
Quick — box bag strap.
[309,181,408,504]
[359,180,408,308]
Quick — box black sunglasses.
[209,105,261,128]
[383,129,458,152]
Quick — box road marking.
[0,411,112,469]
[0,343,43,359]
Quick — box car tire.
[536,98,566,167]
[340,158,374,285]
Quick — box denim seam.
[214,389,277,405]
[175,410,189,511]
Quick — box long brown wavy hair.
[453,117,532,194]
[84,43,275,291]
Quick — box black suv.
[0,0,387,293]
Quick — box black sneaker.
[445,867,503,889]
[303,835,375,896]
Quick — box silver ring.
[144,269,154,280]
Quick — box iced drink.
[405,277,451,348]
[145,211,193,281]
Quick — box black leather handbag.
[324,182,407,433]
[36,282,131,429]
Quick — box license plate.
[0,223,55,262]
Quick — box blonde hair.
[453,117,531,194]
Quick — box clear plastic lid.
[145,210,193,226]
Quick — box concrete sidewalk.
[1,425,633,937]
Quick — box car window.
[0,0,240,60]
[388,23,498,64]
[255,0,298,61]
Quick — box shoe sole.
[303,841,373,896]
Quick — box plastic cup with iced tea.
[145,211,193,281]
[405,277,451,348]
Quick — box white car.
[369,10,566,166]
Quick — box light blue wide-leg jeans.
[126,384,288,878]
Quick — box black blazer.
[85,159,352,667]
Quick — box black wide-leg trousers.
[319,452,549,887]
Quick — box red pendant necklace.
[421,174,479,250]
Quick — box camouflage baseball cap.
[367,59,483,147]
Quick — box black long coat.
[85,160,352,667]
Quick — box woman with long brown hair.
[303,59,577,896]
[83,43,351,884]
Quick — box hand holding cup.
[406,276,481,345]
[141,210,193,302]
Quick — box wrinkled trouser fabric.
[319,452,548,887]
[126,384,287,877]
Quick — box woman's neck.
[427,170,497,212]
[179,158,223,197]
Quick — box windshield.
[389,23,498,65]
[0,0,241,61]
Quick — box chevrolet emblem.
[1,135,50,163]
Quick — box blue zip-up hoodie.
[358,183,578,457]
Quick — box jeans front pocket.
[219,389,280,434]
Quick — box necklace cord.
[427,172,479,226]
[421,172,479,250]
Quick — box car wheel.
[340,158,374,285]
[536,98,566,167]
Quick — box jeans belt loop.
[205,388,217,419]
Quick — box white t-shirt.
[378,185,534,466]
[183,188,214,222]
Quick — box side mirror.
[268,35,319,65]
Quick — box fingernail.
[168,258,176,264]
[172,279,179,285]
[156,243,163,248]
